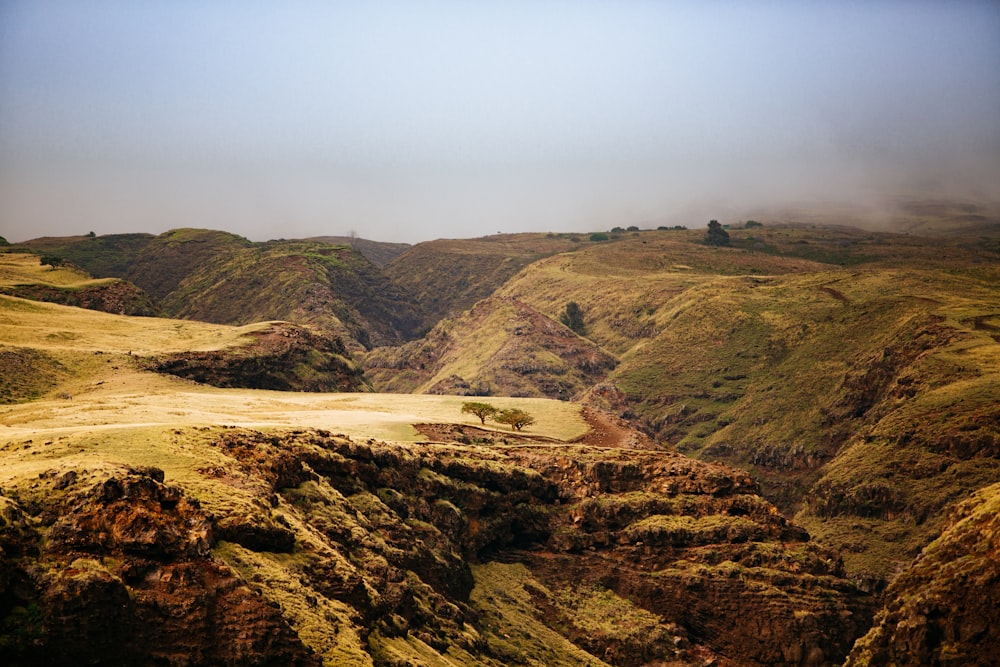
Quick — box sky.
[1,1,999,244]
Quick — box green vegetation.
[589,232,609,242]
[495,408,535,431]
[461,401,498,424]
[704,219,730,246]
[559,301,586,335]
[39,255,64,268]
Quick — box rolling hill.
[18,228,426,351]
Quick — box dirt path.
[571,407,660,449]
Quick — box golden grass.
[0,294,267,355]
[0,252,99,288]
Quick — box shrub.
[560,301,586,335]
[589,233,609,242]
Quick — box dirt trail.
[572,407,661,449]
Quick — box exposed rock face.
[0,279,159,316]
[0,428,873,665]
[145,322,369,392]
[846,482,1000,666]
[0,468,318,666]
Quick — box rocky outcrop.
[0,279,159,316]
[0,429,875,666]
[846,482,1000,666]
[145,322,369,392]
[0,467,318,666]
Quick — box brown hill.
[158,238,422,349]
[0,279,158,317]
[490,228,1000,585]
[17,229,425,351]
[845,481,1000,666]
[364,296,617,399]
[383,233,591,332]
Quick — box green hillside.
[19,229,425,351]
[441,225,1000,581]
[383,233,591,332]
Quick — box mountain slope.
[846,481,1000,666]
[383,233,590,332]
[455,226,1000,582]
[159,239,423,349]
[304,236,411,267]
[364,296,617,399]
[17,229,425,350]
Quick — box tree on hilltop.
[495,408,535,431]
[461,401,498,425]
[704,220,730,246]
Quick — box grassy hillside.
[2,283,877,665]
[160,239,423,349]
[15,229,425,350]
[364,296,617,399]
[444,225,1000,583]
[304,236,411,267]
[0,251,158,316]
[383,233,593,332]
[17,232,156,277]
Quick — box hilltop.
[17,229,425,350]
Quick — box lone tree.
[704,220,730,246]
[495,408,535,431]
[40,255,64,268]
[461,401,498,425]
[560,301,586,335]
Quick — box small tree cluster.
[560,301,586,335]
[40,255,64,268]
[704,220,730,246]
[461,402,536,431]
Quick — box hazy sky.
[2,1,999,244]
